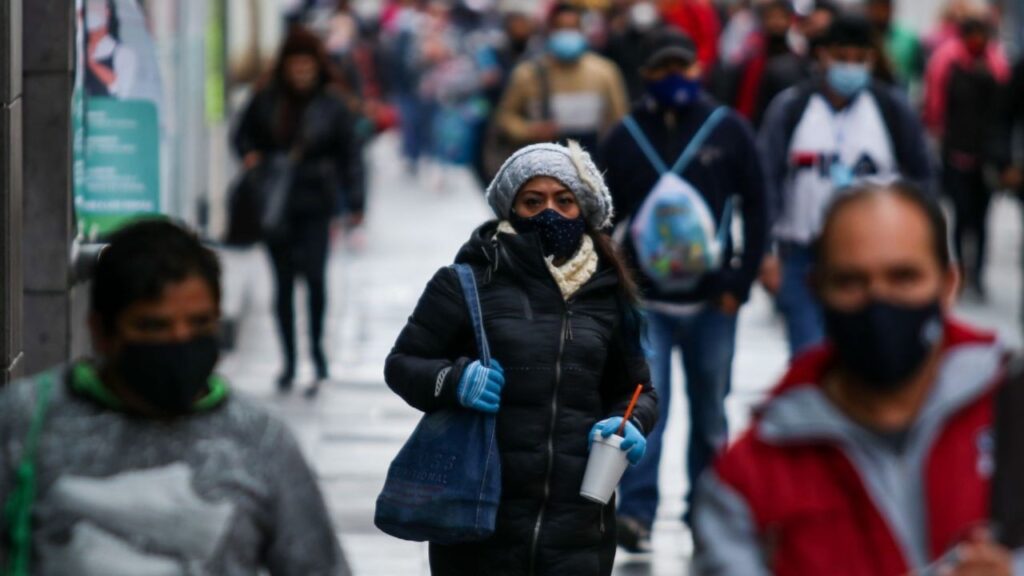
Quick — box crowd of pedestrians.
[283,0,1023,322]
[3,0,1024,574]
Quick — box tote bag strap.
[452,264,492,368]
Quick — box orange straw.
[617,384,645,436]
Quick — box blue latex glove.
[589,417,646,465]
[456,359,505,413]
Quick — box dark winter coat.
[384,222,658,576]
[232,84,365,218]
[993,58,1024,189]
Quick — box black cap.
[822,13,875,48]
[641,28,697,70]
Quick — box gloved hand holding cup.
[580,385,646,504]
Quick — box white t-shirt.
[773,91,898,245]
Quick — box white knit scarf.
[497,221,599,300]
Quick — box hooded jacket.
[692,320,1024,575]
[384,222,657,576]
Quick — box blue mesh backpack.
[624,107,733,293]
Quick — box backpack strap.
[670,106,730,175]
[622,107,731,177]
[452,264,492,368]
[780,83,817,154]
[865,82,906,171]
[533,60,552,121]
[3,373,55,576]
[716,196,735,247]
[622,115,670,175]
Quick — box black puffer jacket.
[385,222,658,576]
[232,84,365,217]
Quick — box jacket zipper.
[528,305,572,575]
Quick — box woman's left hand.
[590,417,647,465]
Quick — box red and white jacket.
[692,320,1023,575]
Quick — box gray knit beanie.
[485,141,614,230]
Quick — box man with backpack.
[0,220,348,575]
[758,14,931,357]
[597,28,767,552]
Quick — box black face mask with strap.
[824,298,945,390]
[112,336,221,415]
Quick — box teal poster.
[77,99,160,235]
[74,0,163,238]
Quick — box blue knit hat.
[485,141,614,230]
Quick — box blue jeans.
[396,94,432,164]
[776,243,824,357]
[616,306,738,529]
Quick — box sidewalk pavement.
[218,133,1024,576]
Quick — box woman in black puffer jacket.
[384,141,658,576]
[233,27,364,394]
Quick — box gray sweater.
[0,367,350,576]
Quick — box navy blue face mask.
[510,209,587,261]
[646,73,702,108]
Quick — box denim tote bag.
[375,264,501,544]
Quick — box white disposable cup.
[580,432,630,504]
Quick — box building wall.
[21,0,76,377]
[1,0,24,384]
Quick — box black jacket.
[993,58,1024,183]
[943,61,1002,161]
[598,97,768,305]
[232,85,365,217]
[384,223,657,576]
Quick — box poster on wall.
[74,0,164,239]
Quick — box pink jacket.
[923,37,1010,136]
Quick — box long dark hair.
[265,26,350,144]
[271,26,340,94]
[590,229,647,354]
[590,230,640,305]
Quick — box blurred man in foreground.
[0,220,348,575]
[693,183,1019,575]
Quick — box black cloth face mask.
[116,335,220,415]
[510,209,587,261]
[824,298,945,391]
